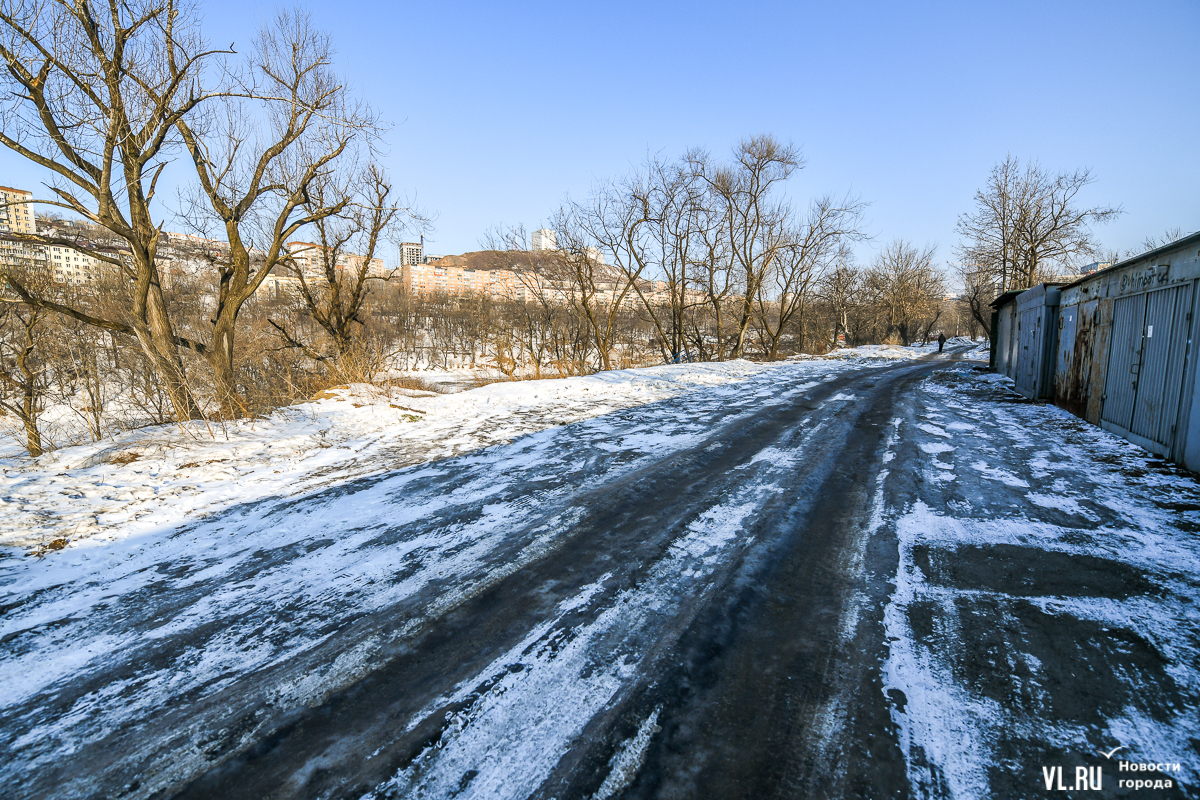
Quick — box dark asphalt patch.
[911,544,1166,599]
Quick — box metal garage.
[992,231,1200,471]
[990,289,1023,380]
[1098,275,1194,456]
[1014,284,1061,400]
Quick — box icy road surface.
[1,348,1198,799]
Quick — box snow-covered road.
[2,347,1198,800]
[1,355,901,799]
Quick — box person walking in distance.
[937,332,947,353]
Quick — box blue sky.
[6,0,1198,267]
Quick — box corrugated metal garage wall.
[1099,282,1196,458]
[994,231,1200,472]
[1127,284,1193,449]
[1101,293,1145,431]
[1014,285,1060,400]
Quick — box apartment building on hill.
[0,190,110,283]
[0,185,44,271]
[399,250,576,303]
[285,241,387,282]
[0,183,240,286]
[398,249,700,311]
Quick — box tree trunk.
[711,297,725,361]
[766,332,781,361]
[139,284,202,420]
[206,309,240,417]
[731,297,754,359]
[21,385,43,457]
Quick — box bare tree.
[1125,226,1190,258]
[487,138,865,366]
[956,155,1120,293]
[569,170,666,363]
[0,2,383,418]
[955,261,998,340]
[754,194,867,359]
[551,204,641,372]
[0,290,50,456]
[816,260,862,348]
[689,194,736,361]
[688,135,802,359]
[478,225,597,377]
[0,0,235,419]
[269,164,413,376]
[639,158,704,361]
[176,9,379,413]
[864,240,945,346]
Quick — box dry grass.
[308,378,445,405]
[26,537,69,557]
[309,385,351,401]
[469,369,581,389]
[471,375,531,389]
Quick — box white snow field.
[0,360,768,551]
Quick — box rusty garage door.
[1131,284,1194,445]
[1102,284,1194,451]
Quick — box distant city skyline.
[3,0,1197,272]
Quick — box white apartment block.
[530,228,557,251]
[0,188,122,284]
[46,243,105,285]
[38,218,126,286]
[0,185,35,235]
[400,241,424,267]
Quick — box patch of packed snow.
[882,366,1200,796]
[1026,492,1101,522]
